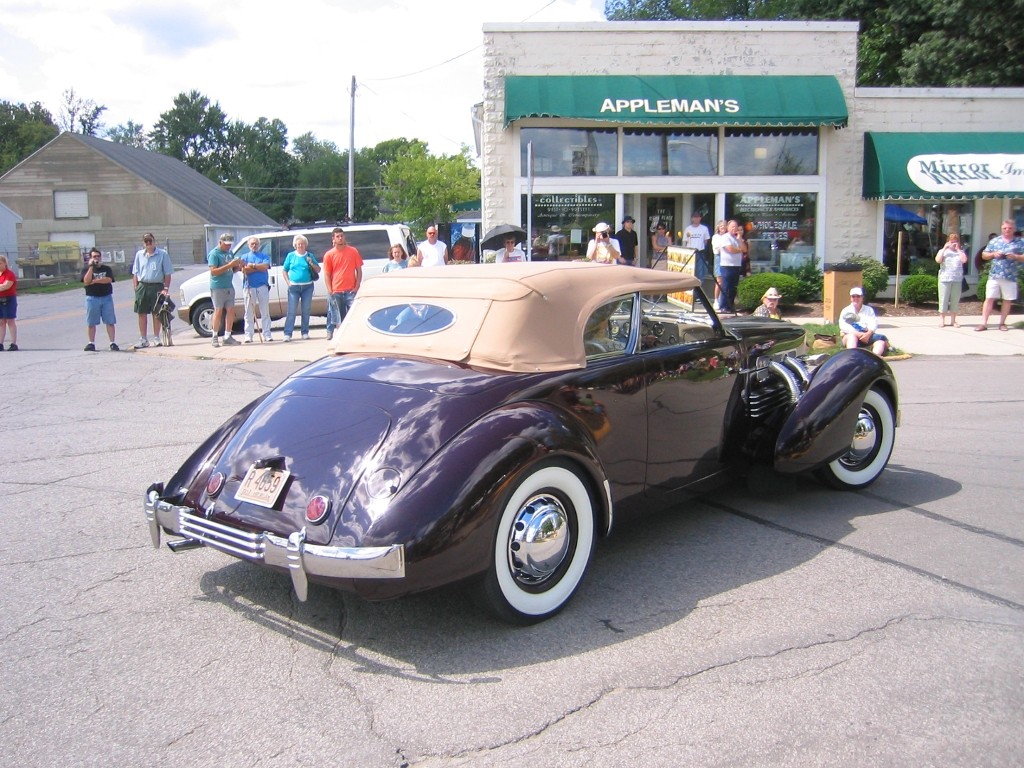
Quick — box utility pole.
[348,75,356,223]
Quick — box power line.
[361,0,558,83]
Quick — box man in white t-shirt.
[683,212,712,279]
[416,226,449,267]
[718,220,746,313]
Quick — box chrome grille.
[178,512,264,561]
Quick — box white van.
[177,223,417,336]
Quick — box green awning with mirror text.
[504,75,848,128]
[863,132,1024,200]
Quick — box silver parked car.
[177,223,417,336]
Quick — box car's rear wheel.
[480,461,596,624]
[817,387,895,490]
[191,299,214,337]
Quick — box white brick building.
[480,21,1024,287]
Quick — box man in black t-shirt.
[615,216,639,266]
[81,248,119,351]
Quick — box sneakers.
[109,342,120,351]
[211,336,221,347]
[264,336,273,343]
[243,337,253,344]
[301,334,310,341]
[84,342,96,352]
[283,336,292,342]
[6,343,17,351]
[222,336,240,346]
[153,337,163,347]
[136,337,149,348]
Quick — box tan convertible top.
[329,261,700,372]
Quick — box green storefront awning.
[504,75,848,128]
[864,132,1024,200]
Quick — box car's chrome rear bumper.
[145,490,405,601]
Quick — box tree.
[605,0,803,20]
[224,117,298,223]
[0,100,58,175]
[106,121,150,149]
[380,144,481,231]
[292,136,348,223]
[149,90,230,180]
[603,0,1024,86]
[57,88,107,135]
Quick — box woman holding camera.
[935,231,968,328]
[586,222,622,265]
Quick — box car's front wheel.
[480,460,596,624]
[191,299,214,337]
[817,387,895,490]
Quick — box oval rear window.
[368,303,456,336]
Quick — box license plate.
[236,465,291,508]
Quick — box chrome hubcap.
[840,408,878,469]
[507,493,572,586]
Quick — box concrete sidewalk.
[134,310,1024,363]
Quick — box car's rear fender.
[774,349,897,475]
[153,395,267,508]
[346,402,608,601]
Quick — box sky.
[1,0,606,157]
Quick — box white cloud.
[0,0,606,155]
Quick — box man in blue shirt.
[131,233,173,348]
[240,236,273,342]
[976,219,1023,332]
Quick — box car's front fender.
[774,349,897,475]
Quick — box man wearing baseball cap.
[615,216,639,266]
[838,286,888,356]
[208,232,242,347]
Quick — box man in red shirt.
[323,227,363,340]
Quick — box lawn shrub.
[736,272,804,311]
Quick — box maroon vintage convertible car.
[146,262,898,623]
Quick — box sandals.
[975,325,987,332]
[999,325,1009,332]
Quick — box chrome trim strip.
[145,491,405,600]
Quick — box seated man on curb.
[838,286,888,356]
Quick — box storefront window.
[520,128,618,177]
[520,193,615,260]
[882,202,975,276]
[724,129,818,176]
[1012,200,1024,233]
[726,193,817,273]
[622,129,718,176]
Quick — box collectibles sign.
[907,153,1024,194]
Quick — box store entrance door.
[644,193,717,271]
[645,196,677,269]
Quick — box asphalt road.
[0,286,1021,767]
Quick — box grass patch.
[19,280,83,295]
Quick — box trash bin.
[823,263,863,324]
